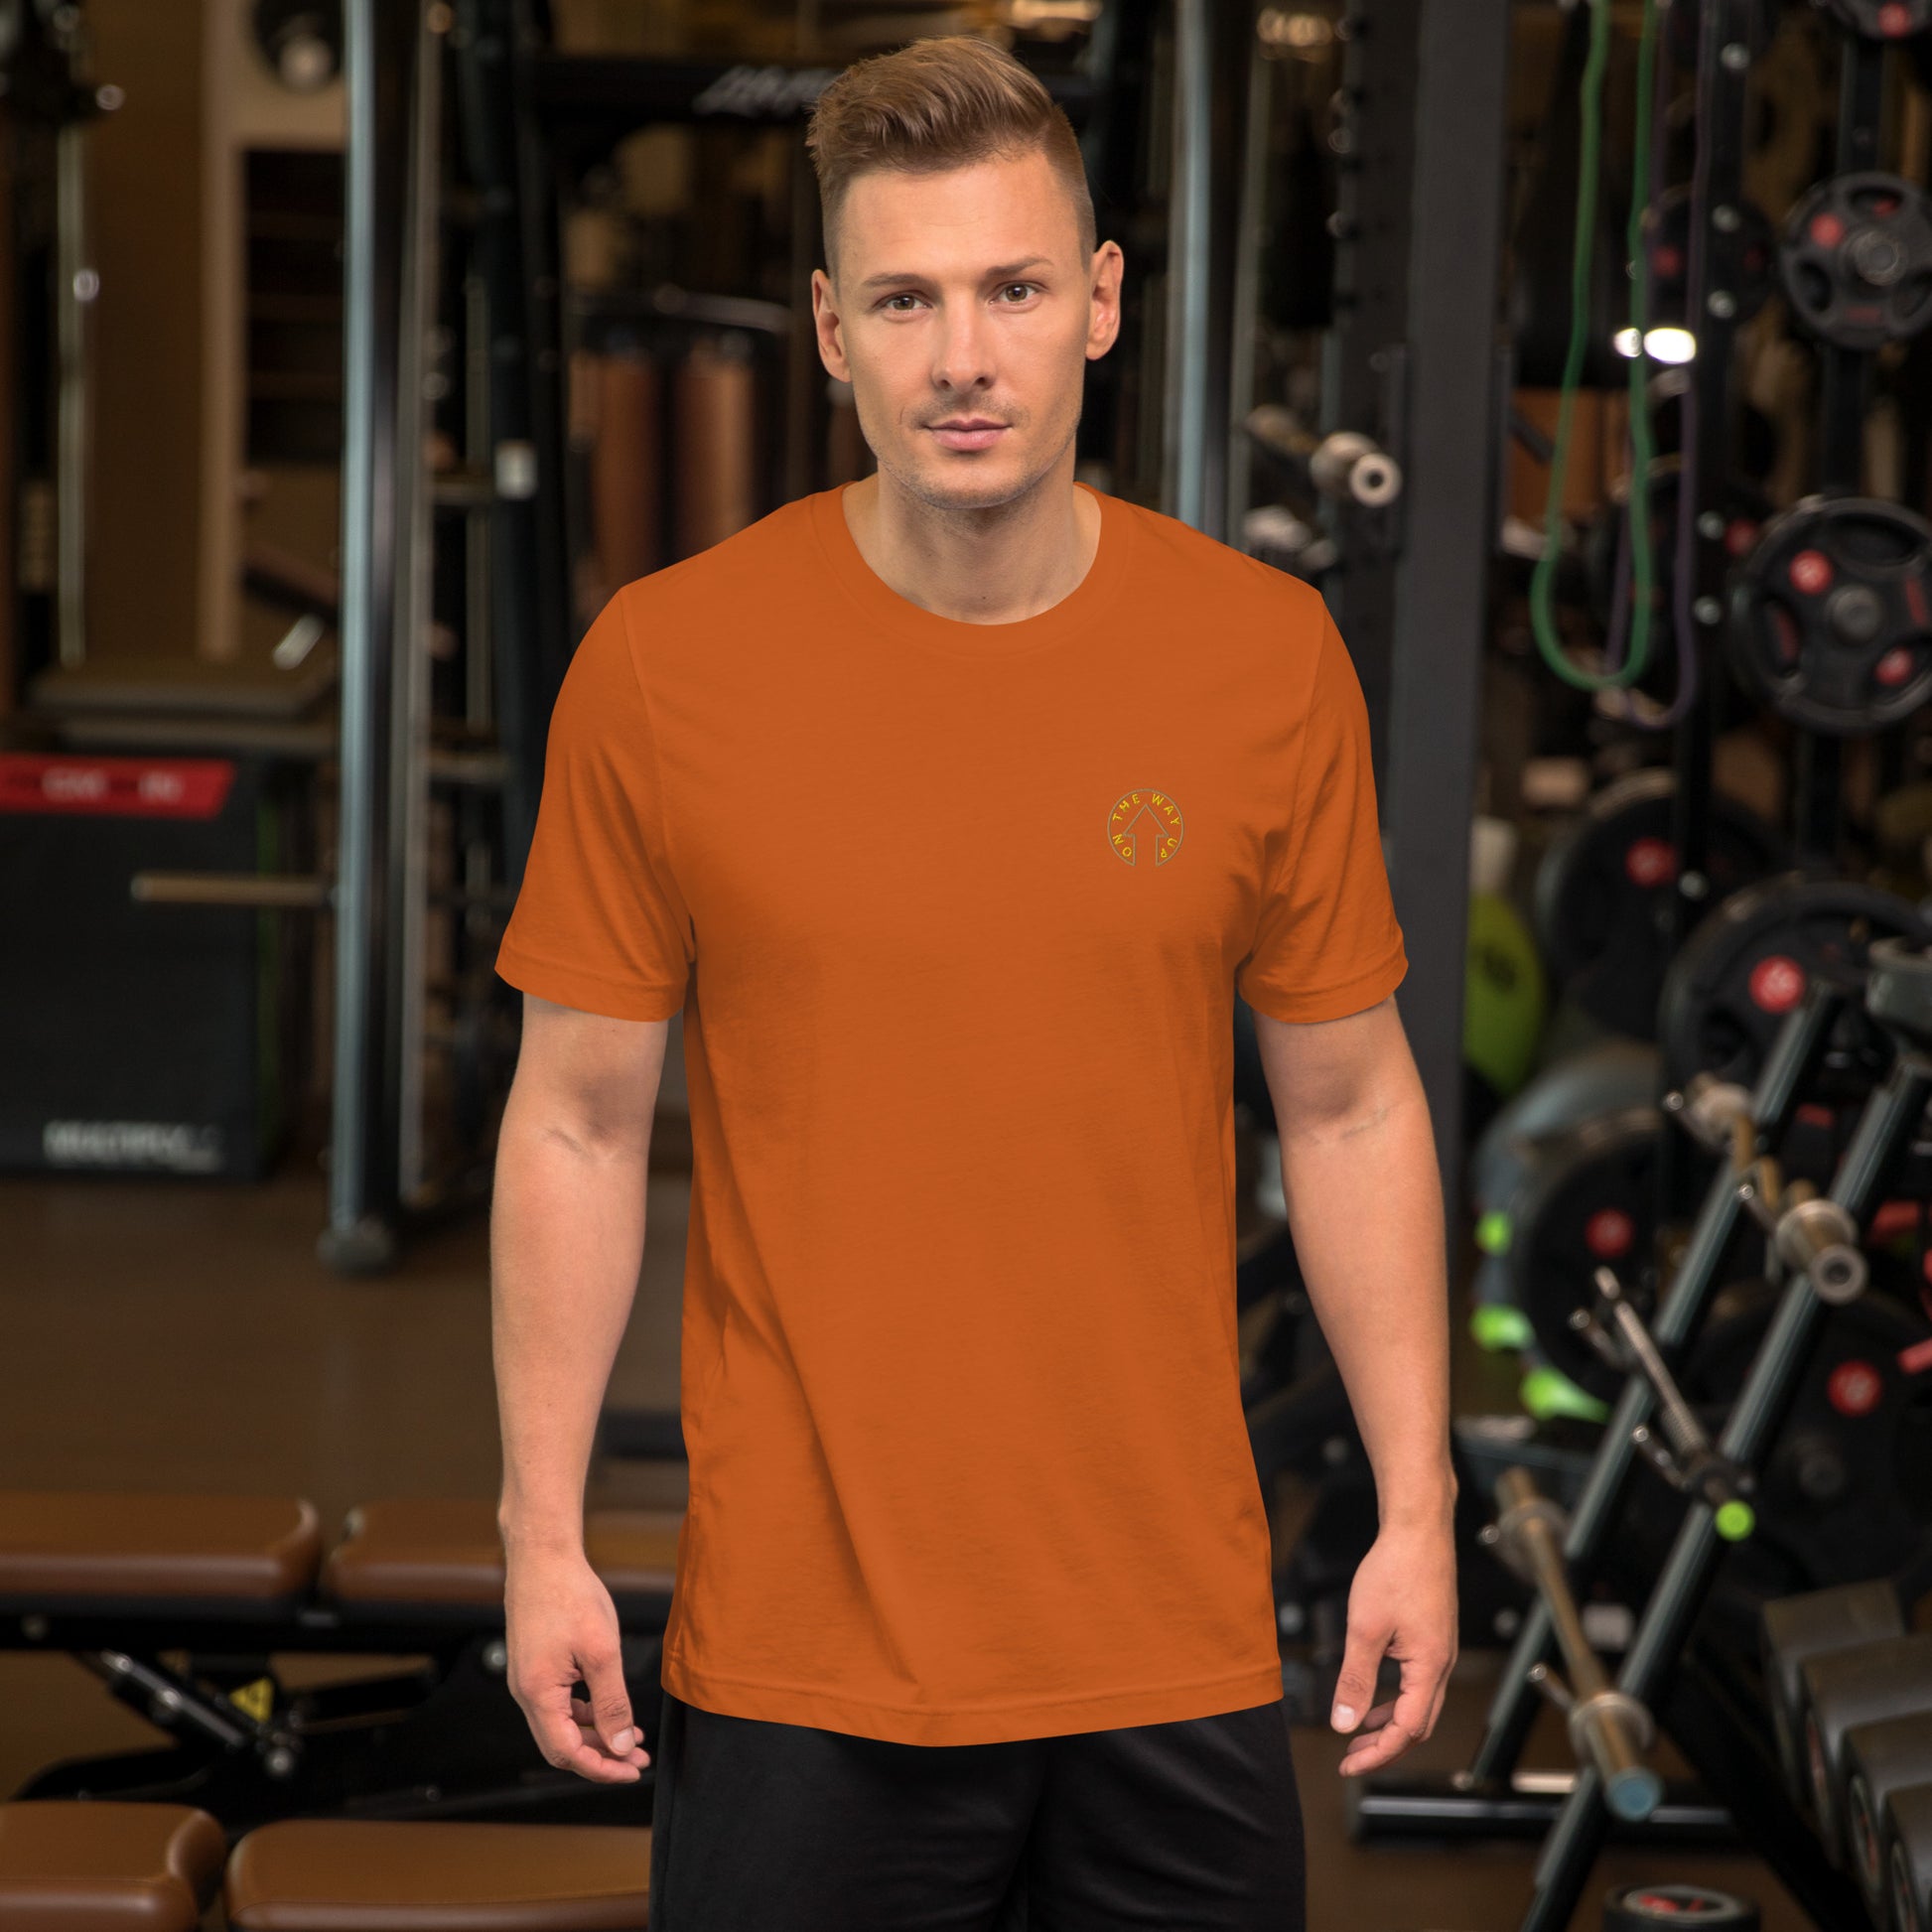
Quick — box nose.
[931,300,995,397]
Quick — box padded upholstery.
[224,1819,651,1930]
[0,1492,321,1600]
[0,1798,226,1932]
[323,1499,680,1606]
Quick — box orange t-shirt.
[495,482,1408,1746]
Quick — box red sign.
[0,755,234,820]
[1748,954,1806,1014]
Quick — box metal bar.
[1380,0,1512,1207]
[1163,0,1212,528]
[327,0,418,1273]
[130,873,333,910]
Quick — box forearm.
[490,1091,650,1555]
[1276,1074,1453,1528]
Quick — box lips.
[929,420,1008,451]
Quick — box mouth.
[927,420,1009,451]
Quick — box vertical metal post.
[1164,0,1213,528]
[327,0,419,1272]
[55,49,94,667]
[1380,0,1512,1207]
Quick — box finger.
[1329,1616,1390,1733]
[568,1701,651,1763]
[1338,1721,1416,1776]
[1384,1652,1440,1748]
[577,1640,638,1759]
[529,1687,643,1782]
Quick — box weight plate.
[1818,0,1932,37]
[1585,465,1768,634]
[1603,1881,1761,1929]
[1780,173,1932,349]
[1682,1279,1932,1599]
[1655,872,1931,1099]
[1727,494,1932,736]
[1502,1104,1661,1400]
[1532,768,1787,1037]
[1470,1038,1660,1214]
[1646,187,1777,328]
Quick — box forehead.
[837,149,1080,273]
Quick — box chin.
[891,451,1040,513]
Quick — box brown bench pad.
[0,1799,225,1932]
[0,1493,322,1601]
[224,1819,651,1930]
[323,1499,680,1607]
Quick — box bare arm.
[1256,995,1457,1774]
[491,992,670,1782]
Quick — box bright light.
[1610,326,1698,363]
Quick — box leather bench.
[0,1799,225,1932]
[324,1498,680,1612]
[0,1491,323,1615]
[224,1817,651,1930]
[0,1802,651,1932]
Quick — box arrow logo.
[1106,788,1185,867]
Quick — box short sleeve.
[1235,610,1407,1023]
[494,590,693,1022]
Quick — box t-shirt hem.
[659,1652,1287,1745]
[1239,940,1408,1025]
[494,942,686,1023]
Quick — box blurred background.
[5,3,1932,1929]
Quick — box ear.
[812,267,852,382]
[1086,239,1125,361]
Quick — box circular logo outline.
[1106,787,1184,868]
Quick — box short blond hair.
[806,36,1096,276]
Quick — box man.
[491,33,1454,1931]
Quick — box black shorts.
[646,1687,1306,1931]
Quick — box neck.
[840,456,1099,624]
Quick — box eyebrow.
[856,257,1052,294]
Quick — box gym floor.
[0,1072,1823,1932]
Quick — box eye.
[998,282,1037,303]
[880,291,925,313]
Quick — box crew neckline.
[808,479,1132,660]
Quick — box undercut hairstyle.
[805,36,1098,280]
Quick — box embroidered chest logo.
[1106,788,1184,867]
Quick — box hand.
[1330,1517,1457,1777]
[504,1544,650,1783]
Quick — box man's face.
[811,148,1123,512]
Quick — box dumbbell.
[1846,1717,1932,1921]
[1601,1880,1760,1927]
[1760,1580,1905,1803]
[1801,1633,1932,1863]
[1889,1782,1932,1932]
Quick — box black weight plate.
[1504,1105,1661,1400]
[1533,768,1788,1037]
[1603,1881,1761,1929]
[1819,0,1932,37]
[1682,1279,1932,1598]
[1728,494,1932,736]
[1656,872,1931,1098]
[1780,173,1932,349]
[1646,186,1777,328]
[1585,465,1769,634]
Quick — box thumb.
[1330,1614,1387,1733]
[581,1642,637,1756]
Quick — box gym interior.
[4,0,1932,1927]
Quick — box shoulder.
[610,495,817,631]
[1110,495,1332,669]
